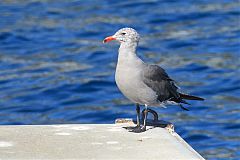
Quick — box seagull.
[103,28,204,132]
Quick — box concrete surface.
[0,120,205,160]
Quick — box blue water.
[0,0,239,159]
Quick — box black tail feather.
[180,99,190,105]
[179,93,204,101]
[179,104,189,111]
[168,93,204,111]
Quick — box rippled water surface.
[0,0,240,159]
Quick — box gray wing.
[142,64,180,102]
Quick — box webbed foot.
[129,125,146,133]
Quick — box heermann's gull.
[103,28,204,132]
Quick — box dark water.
[0,0,239,159]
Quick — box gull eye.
[121,32,126,35]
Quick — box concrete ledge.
[0,120,205,160]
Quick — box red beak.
[103,36,116,43]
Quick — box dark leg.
[127,105,159,133]
[126,104,142,133]
[136,104,140,127]
[142,108,158,122]
[141,105,148,131]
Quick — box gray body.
[115,44,159,106]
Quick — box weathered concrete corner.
[0,121,205,160]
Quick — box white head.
[103,28,140,44]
